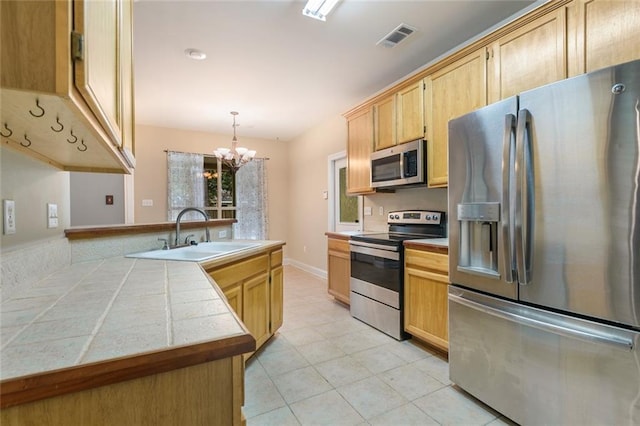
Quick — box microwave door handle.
[400,152,406,179]
[515,109,534,285]
[502,114,516,284]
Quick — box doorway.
[328,152,362,232]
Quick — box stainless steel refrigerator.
[448,59,640,425]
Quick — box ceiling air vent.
[377,23,417,48]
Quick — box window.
[203,155,236,219]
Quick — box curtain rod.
[163,149,270,160]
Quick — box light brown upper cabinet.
[425,48,487,188]
[0,0,134,173]
[567,0,640,77]
[373,80,426,151]
[346,107,375,195]
[119,0,136,165]
[487,7,567,103]
[373,95,396,151]
[396,80,426,144]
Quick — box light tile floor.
[245,266,515,426]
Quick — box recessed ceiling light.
[184,48,206,60]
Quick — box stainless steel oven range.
[349,210,446,340]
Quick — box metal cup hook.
[77,139,88,152]
[51,116,64,132]
[67,130,78,144]
[0,123,13,138]
[21,134,32,147]
[29,99,45,118]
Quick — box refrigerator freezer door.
[517,59,640,328]
[448,96,518,300]
[448,286,640,425]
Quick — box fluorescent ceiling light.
[302,0,340,21]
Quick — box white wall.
[70,172,125,226]
[286,114,347,274]
[0,147,70,250]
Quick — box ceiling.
[133,0,538,142]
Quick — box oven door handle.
[350,243,399,261]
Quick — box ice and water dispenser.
[456,202,500,278]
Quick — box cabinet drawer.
[270,249,283,268]
[405,248,449,275]
[209,254,269,289]
[328,238,350,254]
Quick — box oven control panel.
[388,210,444,225]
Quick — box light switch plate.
[364,206,372,216]
[3,199,16,234]
[142,199,153,207]
[47,203,58,228]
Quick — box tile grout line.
[1,259,108,351]
[164,261,173,345]
[74,259,138,364]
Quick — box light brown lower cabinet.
[207,246,284,356]
[404,247,449,352]
[0,356,245,426]
[327,236,351,304]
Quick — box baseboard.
[283,258,327,280]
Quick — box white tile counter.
[0,257,247,381]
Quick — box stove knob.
[388,214,394,220]
[425,215,431,220]
[394,214,400,219]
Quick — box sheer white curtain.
[234,159,268,240]
[166,151,205,220]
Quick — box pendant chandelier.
[213,111,256,172]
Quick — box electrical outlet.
[379,206,384,215]
[142,199,153,207]
[47,203,58,228]
[3,199,16,235]
[303,245,307,253]
[364,207,372,216]
[218,230,227,238]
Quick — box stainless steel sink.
[126,241,261,262]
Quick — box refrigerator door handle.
[515,109,534,285]
[502,114,516,283]
[449,292,634,351]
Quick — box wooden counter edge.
[0,332,255,409]
[324,232,352,241]
[64,219,237,240]
[403,241,449,254]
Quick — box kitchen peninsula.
[0,221,285,425]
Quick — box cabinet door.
[243,273,270,349]
[270,265,284,333]
[396,80,425,144]
[224,283,243,319]
[373,95,396,150]
[487,8,566,103]
[119,0,135,165]
[426,48,487,188]
[74,0,122,147]
[346,108,374,195]
[404,267,449,352]
[327,238,350,305]
[567,0,640,77]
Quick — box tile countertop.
[0,241,286,408]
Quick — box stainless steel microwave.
[370,139,426,188]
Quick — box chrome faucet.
[175,207,210,247]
